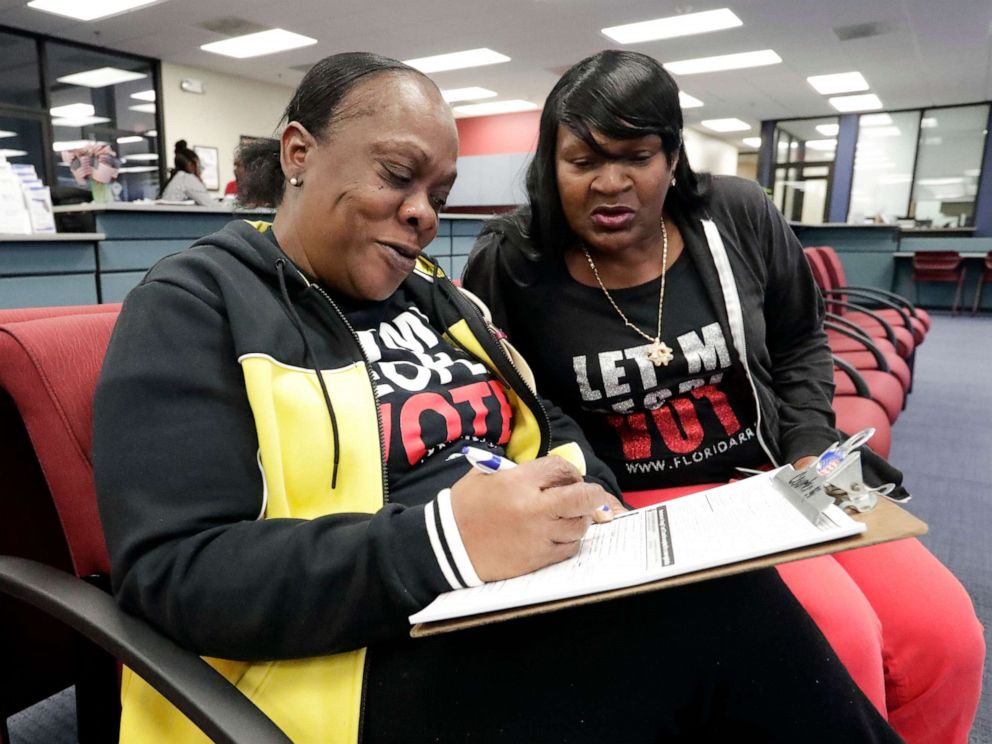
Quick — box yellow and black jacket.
[92,219,619,742]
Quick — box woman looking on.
[463,49,984,744]
[159,139,215,206]
[94,51,902,743]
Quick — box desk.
[4,206,490,309]
[0,233,104,309]
[792,223,992,312]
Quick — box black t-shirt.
[515,248,765,492]
[337,286,512,504]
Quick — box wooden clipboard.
[411,498,926,638]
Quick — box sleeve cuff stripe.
[436,488,483,587]
[424,501,462,590]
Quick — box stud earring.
[671,177,677,187]
[289,176,302,187]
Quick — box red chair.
[833,357,903,425]
[911,251,966,315]
[970,251,992,315]
[814,247,929,341]
[0,309,290,744]
[804,249,916,360]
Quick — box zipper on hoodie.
[439,279,554,457]
[308,283,392,504]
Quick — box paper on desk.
[409,469,866,624]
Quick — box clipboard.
[411,498,926,638]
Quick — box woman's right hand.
[449,456,613,582]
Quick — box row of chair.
[803,246,940,459]
[0,305,290,743]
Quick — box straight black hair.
[239,52,430,207]
[526,50,709,257]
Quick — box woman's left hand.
[793,455,818,471]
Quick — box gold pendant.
[647,339,674,366]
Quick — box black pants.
[363,568,902,743]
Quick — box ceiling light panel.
[50,103,94,118]
[57,67,147,88]
[805,139,837,150]
[679,92,704,108]
[806,71,869,95]
[441,87,497,103]
[116,135,145,144]
[741,137,762,148]
[201,29,317,59]
[816,124,840,136]
[27,0,160,21]
[829,93,883,112]
[861,113,894,126]
[51,116,111,126]
[404,48,510,74]
[665,49,781,75]
[129,103,156,113]
[701,118,751,132]
[130,90,156,101]
[602,8,742,44]
[0,149,28,158]
[453,100,539,117]
[0,130,16,139]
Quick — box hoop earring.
[289,176,302,187]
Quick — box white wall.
[161,63,294,193]
[683,128,740,176]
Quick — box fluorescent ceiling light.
[453,99,539,117]
[116,135,145,144]
[741,137,762,148]
[0,149,28,158]
[679,91,704,108]
[122,153,158,161]
[129,103,157,114]
[805,138,837,150]
[602,8,742,44]
[700,118,751,132]
[57,67,146,88]
[51,116,111,126]
[441,86,497,103]
[146,130,158,137]
[665,49,781,75]
[201,29,317,59]
[404,48,510,74]
[860,113,893,126]
[50,103,95,118]
[118,165,159,173]
[130,89,156,101]
[27,0,159,21]
[920,117,938,129]
[0,130,17,139]
[829,94,883,112]
[806,71,869,95]
[52,140,95,151]
[816,123,840,136]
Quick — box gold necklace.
[581,218,674,366]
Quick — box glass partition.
[771,117,838,223]
[0,30,42,109]
[46,41,160,200]
[910,104,990,228]
[848,111,921,224]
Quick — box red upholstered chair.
[833,357,903,425]
[804,249,916,360]
[0,309,289,744]
[814,247,929,340]
[911,251,966,315]
[970,251,992,315]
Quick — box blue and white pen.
[461,445,517,473]
[460,446,612,515]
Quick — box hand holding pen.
[448,447,618,582]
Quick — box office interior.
[0,0,990,741]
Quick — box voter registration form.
[410,469,866,624]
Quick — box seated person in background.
[223,148,243,200]
[462,49,984,744]
[159,139,214,206]
[93,51,902,743]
